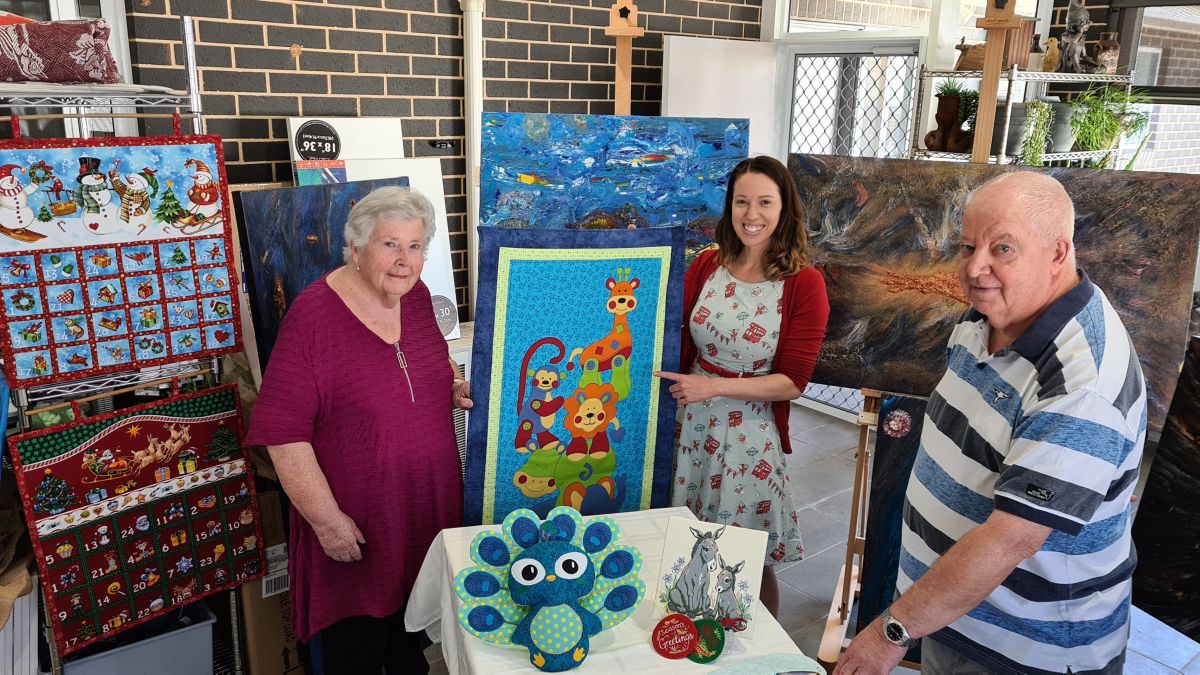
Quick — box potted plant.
[1070,85,1150,168]
[1018,101,1054,166]
[924,80,976,153]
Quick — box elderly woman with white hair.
[247,186,470,674]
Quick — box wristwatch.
[879,608,915,648]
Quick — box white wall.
[662,35,780,158]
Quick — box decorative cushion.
[0,19,120,84]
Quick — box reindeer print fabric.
[6,384,266,657]
[465,226,685,525]
[670,267,805,566]
[0,135,241,385]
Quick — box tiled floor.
[424,403,1198,674]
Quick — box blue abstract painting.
[480,113,748,257]
[466,226,685,525]
[235,177,408,368]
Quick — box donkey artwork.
[667,525,724,618]
[713,555,747,630]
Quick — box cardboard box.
[239,489,302,674]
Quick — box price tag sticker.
[294,120,341,161]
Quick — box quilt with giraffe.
[465,226,685,525]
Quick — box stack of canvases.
[0,134,266,658]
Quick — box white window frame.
[43,0,136,138]
[765,0,1053,158]
[774,39,923,158]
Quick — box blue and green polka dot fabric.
[454,507,645,671]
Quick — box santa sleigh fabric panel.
[465,226,685,525]
[7,384,265,657]
[0,135,242,386]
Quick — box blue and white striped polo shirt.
[898,273,1145,674]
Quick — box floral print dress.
[670,266,805,566]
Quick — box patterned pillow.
[0,19,121,84]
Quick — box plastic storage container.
[62,603,215,675]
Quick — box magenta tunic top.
[245,275,463,642]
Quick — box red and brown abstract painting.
[790,154,1200,433]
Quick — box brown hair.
[714,156,811,280]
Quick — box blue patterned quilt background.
[480,113,748,255]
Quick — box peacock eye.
[555,552,588,580]
[511,558,545,586]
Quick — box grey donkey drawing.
[667,526,724,618]
[713,555,746,626]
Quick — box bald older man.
[835,172,1145,675]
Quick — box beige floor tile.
[787,455,856,507]
[774,582,831,635]
[778,544,850,605]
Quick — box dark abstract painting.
[1133,336,1200,640]
[791,154,1200,433]
[858,392,926,664]
[234,177,408,368]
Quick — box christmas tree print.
[205,424,241,461]
[169,246,188,265]
[155,182,185,224]
[33,469,76,516]
[36,204,52,223]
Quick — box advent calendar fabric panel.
[7,385,265,657]
[0,135,242,386]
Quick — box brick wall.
[1131,19,1200,174]
[1139,16,1200,87]
[125,0,762,320]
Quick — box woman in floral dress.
[657,156,829,617]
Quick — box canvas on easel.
[856,392,927,664]
[816,389,920,670]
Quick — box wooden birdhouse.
[606,0,644,37]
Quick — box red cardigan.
[678,249,830,454]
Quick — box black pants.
[309,606,430,675]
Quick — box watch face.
[885,621,905,642]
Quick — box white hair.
[342,186,436,263]
[968,171,1075,243]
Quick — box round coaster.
[652,613,698,659]
[687,618,726,664]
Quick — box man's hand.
[654,370,722,405]
[833,619,908,675]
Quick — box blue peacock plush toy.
[454,507,645,672]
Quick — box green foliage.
[1070,85,1151,168]
[958,90,980,131]
[1019,101,1055,166]
[936,79,968,98]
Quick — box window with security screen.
[789,53,918,159]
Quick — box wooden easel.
[606,0,644,115]
[970,0,1020,162]
[815,390,922,671]
[816,388,879,670]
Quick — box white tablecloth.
[405,507,823,674]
